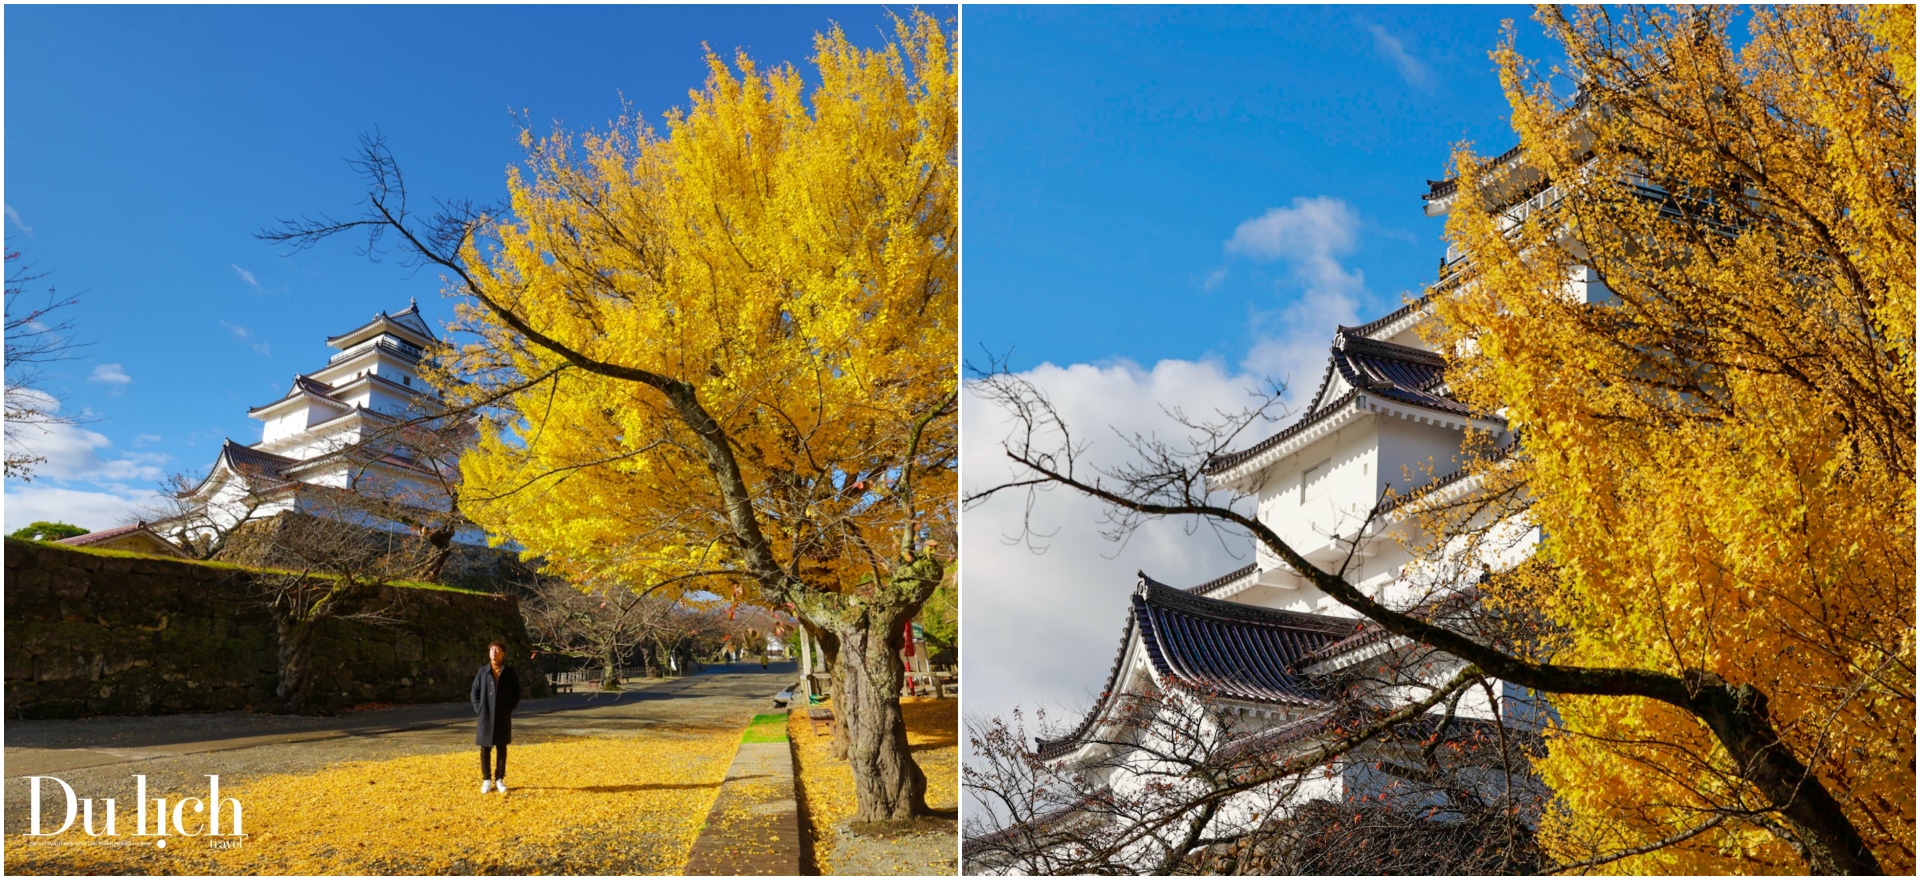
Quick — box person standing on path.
[472,640,522,794]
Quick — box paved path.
[3,663,798,837]
[683,737,803,876]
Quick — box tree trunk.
[829,610,928,823]
[275,615,320,714]
[816,626,851,760]
[798,623,819,701]
[601,647,621,691]
[414,524,456,582]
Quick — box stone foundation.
[3,537,545,719]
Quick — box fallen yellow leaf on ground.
[6,725,737,875]
[789,696,958,875]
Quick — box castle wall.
[1374,417,1469,500]
[1254,421,1380,568]
[3,538,544,719]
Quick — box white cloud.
[3,392,169,487]
[231,263,265,293]
[131,433,162,447]
[1226,196,1360,272]
[1368,23,1434,90]
[219,320,271,356]
[89,362,133,386]
[5,204,33,235]
[962,359,1262,741]
[3,484,163,535]
[1223,197,1370,398]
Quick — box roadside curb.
[683,710,805,876]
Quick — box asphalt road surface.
[3,662,797,836]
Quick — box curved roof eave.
[1037,572,1355,762]
[247,376,353,417]
[325,306,436,351]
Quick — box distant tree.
[8,521,87,542]
[140,467,276,560]
[220,509,433,713]
[332,412,477,582]
[964,666,1547,875]
[523,575,667,689]
[3,251,86,479]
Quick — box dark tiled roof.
[1425,142,1525,201]
[1343,295,1431,339]
[1296,621,1394,667]
[353,370,434,400]
[1036,576,1352,760]
[1206,332,1483,476]
[249,375,349,415]
[388,301,432,337]
[303,402,376,433]
[183,439,297,498]
[294,375,339,399]
[221,440,299,479]
[1203,386,1359,476]
[1136,574,1354,703]
[54,522,192,557]
[326,302,436,349]
[55,522,146,545]
[1186,563,1258,597]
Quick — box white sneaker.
[495,778,507,794]
[481,779,493,794]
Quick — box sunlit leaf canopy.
[1432,5,1913,872]
[439,13,956,600]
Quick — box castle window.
[1300,459,1331,504]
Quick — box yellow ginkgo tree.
[1432,5,1913,873]
[270,12,955,823]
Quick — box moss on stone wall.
[3,538,546,719]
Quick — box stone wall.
[4,538,546,719]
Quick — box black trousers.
[480,744,507,780]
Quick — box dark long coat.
[471,664,522,747]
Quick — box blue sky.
[4,4,947,534]
[960,4,1564,771]
[965,4,1546,372]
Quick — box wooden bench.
[806,706,835,736]
[546,671,580,694]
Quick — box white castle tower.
[168,301,470,549]
[969,169,1569,873]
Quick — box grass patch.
[741,712,791,743]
